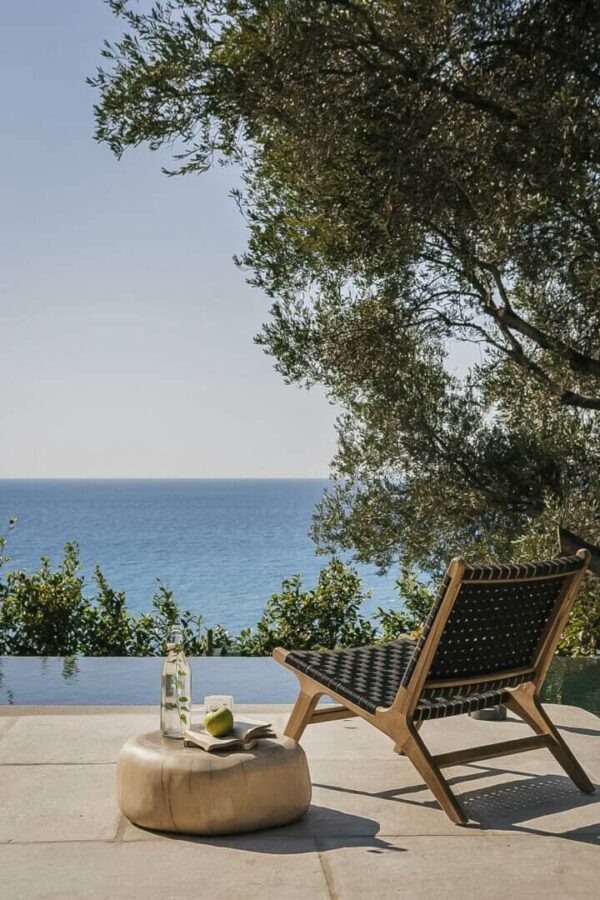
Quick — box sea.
[0,479,399,634]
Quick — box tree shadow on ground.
[500,715,600,739]
[557,725,600,737]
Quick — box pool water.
[538,657,599,716]
[0,657,299,706]
[0,656,598,714]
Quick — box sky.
[0,1,337,478]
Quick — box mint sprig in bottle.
[160,624,192,739]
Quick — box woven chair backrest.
[401,556,586,690]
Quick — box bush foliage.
[0,534,231,657]
[0,533,430,657]
[1,529,596,657]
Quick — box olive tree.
[91,1,600,649]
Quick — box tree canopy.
[91,0,600,641]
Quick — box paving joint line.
[315,838,340,900]
[113,815,128,842]
[0,761,117,766]
[0,838,119,847]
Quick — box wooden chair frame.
[273,550,595,824]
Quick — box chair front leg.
[505,687,595,794]
[284,688,322,741]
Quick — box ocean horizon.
[0,479,400,633]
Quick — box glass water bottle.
[160,624,192,738]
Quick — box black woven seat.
[275,551,594,825]
[287,639,416,714]
[287,639,512,721]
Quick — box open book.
[183,718,276,753]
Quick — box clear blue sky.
[0,1,337,477]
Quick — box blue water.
[1,656,598,712]
[0,479,399,633]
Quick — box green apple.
[204,706,234,737]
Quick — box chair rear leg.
[284,689,321,741]
[399,722,469,825]
[506,689,595,794]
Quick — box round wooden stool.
[117,731,312,835]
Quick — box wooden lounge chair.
[273,550,595,824]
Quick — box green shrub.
[1,521,597,657]
[0,534,231,657]
[0,543,88,656]
[375,567,436,641]
[235,559,377,656]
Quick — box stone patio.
[0,703,598,899]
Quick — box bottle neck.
[166,627,184,652]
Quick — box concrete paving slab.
[415,708,599,769]
[0,764,120,843]
[293,712,393,760]
[461,742,600,783]
[295,760,482,837]
[288,703,599,773]
[318,833,600,900]
[0,716,16,743]
[341,766,595,834]
[0,703,597,899]
[458,770,600,835]
[0,713,157,764]
[550,703,600,731]
[296,755,598,838]
[0,839,330,900]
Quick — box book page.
[183,718,275,752]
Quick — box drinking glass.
[204,694,234,713]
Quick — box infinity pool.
[0,655,598,714]
[0,657,299,706]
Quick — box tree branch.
[496,304,600,379]
[426,226,600,404]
